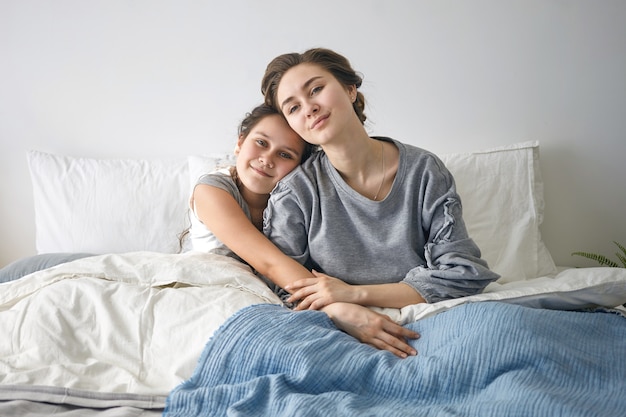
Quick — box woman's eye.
[311,86,322,95]
[287,105,299,115]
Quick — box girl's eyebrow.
[280,76,323,111]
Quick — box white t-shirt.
[188,168,249,263]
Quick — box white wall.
[1,0,625,268]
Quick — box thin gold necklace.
[372,141,385,201]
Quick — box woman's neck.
[322,131,397,201]
[324,134,381,182]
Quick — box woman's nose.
[305,101,319,117]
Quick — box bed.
[1,141,625,416]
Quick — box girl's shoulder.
[196,167,234,185]
[195,167,241,197]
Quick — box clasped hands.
[285,271,419,358]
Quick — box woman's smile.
[310,113,330,130]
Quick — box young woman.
[260,48,500,328]
[188,103,421,358]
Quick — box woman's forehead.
[277,64,331,101]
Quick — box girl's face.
[276,63,357,146]
[234,114,304,195]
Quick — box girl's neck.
[232,167,269,230]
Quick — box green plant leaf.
[571,251,620,268]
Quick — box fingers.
[360,312,419,358]
[292,294,329,311]
[377,320,419,358]
[284,278,317,293]
[370,337,416,359]
[323,303,420,358]
[396,326,421,341]
[287,288,317,308]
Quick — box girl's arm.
[192,184,312,288]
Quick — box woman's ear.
[347,85,357,103]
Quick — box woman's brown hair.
[261,48,367,124]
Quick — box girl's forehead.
[249,114,285,132]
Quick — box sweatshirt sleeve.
[402,156,500,303]
[262,177,313,271]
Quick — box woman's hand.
[286,270,360,310]
[321,302,419,358]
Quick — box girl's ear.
[234,134,245,155]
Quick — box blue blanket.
[164,302,626,417]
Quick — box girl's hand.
[286,270,360,310]
[322,302,419,358]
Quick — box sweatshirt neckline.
[322,137,403,204]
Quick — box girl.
[188,104,313,274]
[260,49,499,322]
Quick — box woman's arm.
[286,272,426,310]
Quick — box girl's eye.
[287,105,299,115]
[255,139,268,147]
[279,152,295,160]
[311,86,322,96]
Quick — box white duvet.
[1,251,625,397]
[0,252,282,395]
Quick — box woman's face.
[276,63,357,146]
[235,114,304,195]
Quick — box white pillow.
[28,151,190,255]
[440,141,557,282]
[27,142,556,283]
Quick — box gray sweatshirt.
[263,137,500,303]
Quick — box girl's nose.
[259,155,274,168]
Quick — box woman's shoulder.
[271,153,325,204]
[379,137,451,186]
[376,136,441,164]
[280,151,325,183]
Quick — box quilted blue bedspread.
[164,302,626,417]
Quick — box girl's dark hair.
[261,48,367,124]
[238,103,279,138]
[239,103,315,161]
